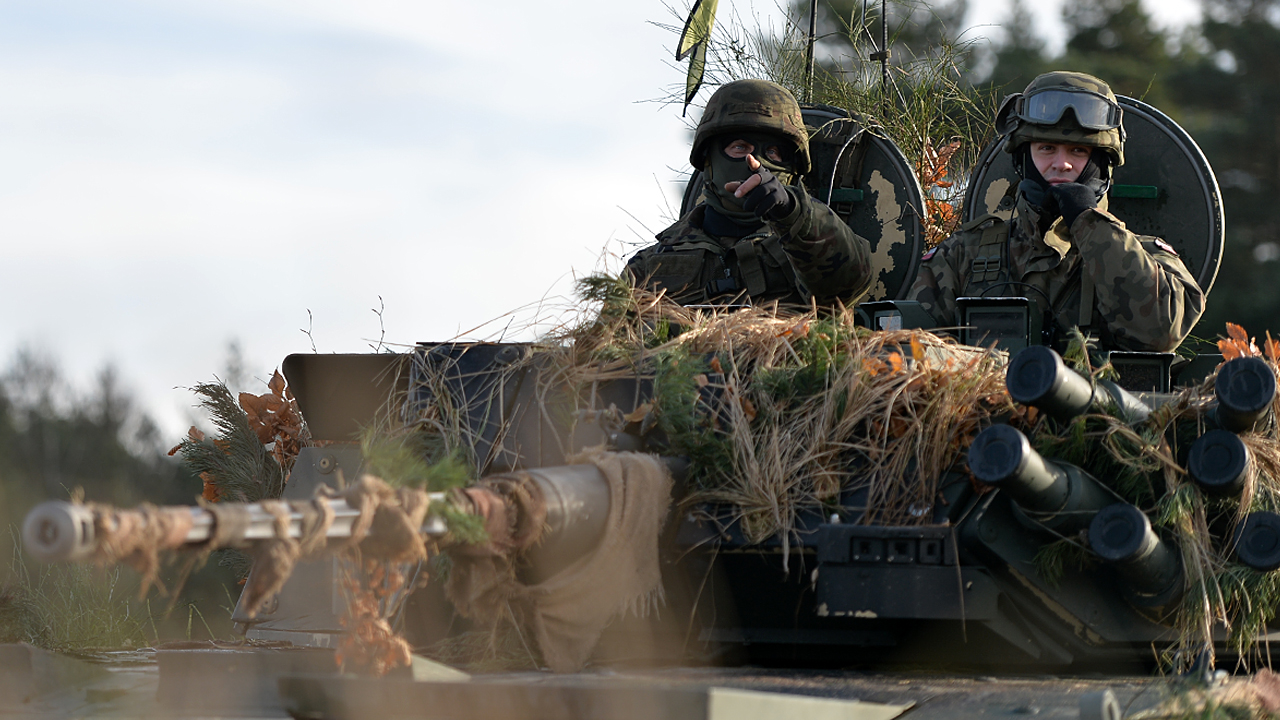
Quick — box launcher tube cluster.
[995,346,1280,612]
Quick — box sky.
[0,0,1202,439]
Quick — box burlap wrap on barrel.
[446,449,673,673]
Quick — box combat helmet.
[996,71,1126,167]
[690,79,812,174]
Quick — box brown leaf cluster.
[239,370,309,472]
[918,138,964,247]
[917,137,961,190]
[335,558,413,676]
[1219,322,1280,363]
[924,199,961,247]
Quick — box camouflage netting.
[395,275,1280,672]
[408,275,1023,541]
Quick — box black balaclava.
[702,134,797,232]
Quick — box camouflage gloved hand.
[727,154,796,220]
[1049,180,1104,226]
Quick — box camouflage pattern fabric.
[627,187,873,308]
[908,195,1205,352]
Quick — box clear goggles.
[1007,88,1123,131]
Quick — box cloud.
[0,0,694,440]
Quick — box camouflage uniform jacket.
[626,188,873,307]
[908,195,1205,352]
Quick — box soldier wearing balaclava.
[628,80,873,308]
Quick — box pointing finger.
[733,173,762,198]
[747,154,761,171]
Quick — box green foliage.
[0,350,235,649]
[1032,538,1092,589]
[1192,564,1280,660]
[360,428,471,492]
[1155,483,1199,529]
[665,0,996,214]
[174,381,284,503]
[979,0,1050,93]
[0,349,195,507]
[649,347,735,490]
[1173,0,1280,341]
[750,320,864,409]
[359,427,487,545]
[1061,0,1175,105]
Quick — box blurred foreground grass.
[0,526,239,652]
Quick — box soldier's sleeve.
[625,244,655,285]
[767,189,874,305]
[1070,209,1206,352]
[906,235,966,329]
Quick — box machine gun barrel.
[967,423,1117,533]
[1089,503,1183,609]
[23,460,627,573]
[1005,345,1151,423]
[1212,356,1276,433]
[1187,429,1251,496]
[22,494,451,564]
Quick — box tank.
[25,334,1269,674]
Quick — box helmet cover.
[690,79,812,173]
[996,71,1126,167]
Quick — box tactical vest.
[637,230,804,305]
[959,213,1098,339]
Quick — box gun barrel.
[1214,356,1276,433]
[1006,346,1150,423]
[22,494,449,564]
[1089,503,1183,608]
[968,424,1116,532]
[1187,429,1251,496]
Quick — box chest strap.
[732,233,773,297]
[1078,271,1095,328]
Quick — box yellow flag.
[677,0,718,115]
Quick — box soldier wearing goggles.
[908,71,1205,352]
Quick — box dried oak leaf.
[624,401,653,424]
[167,425,206,456]
[910,335,925,362]
[200,472,220,502]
